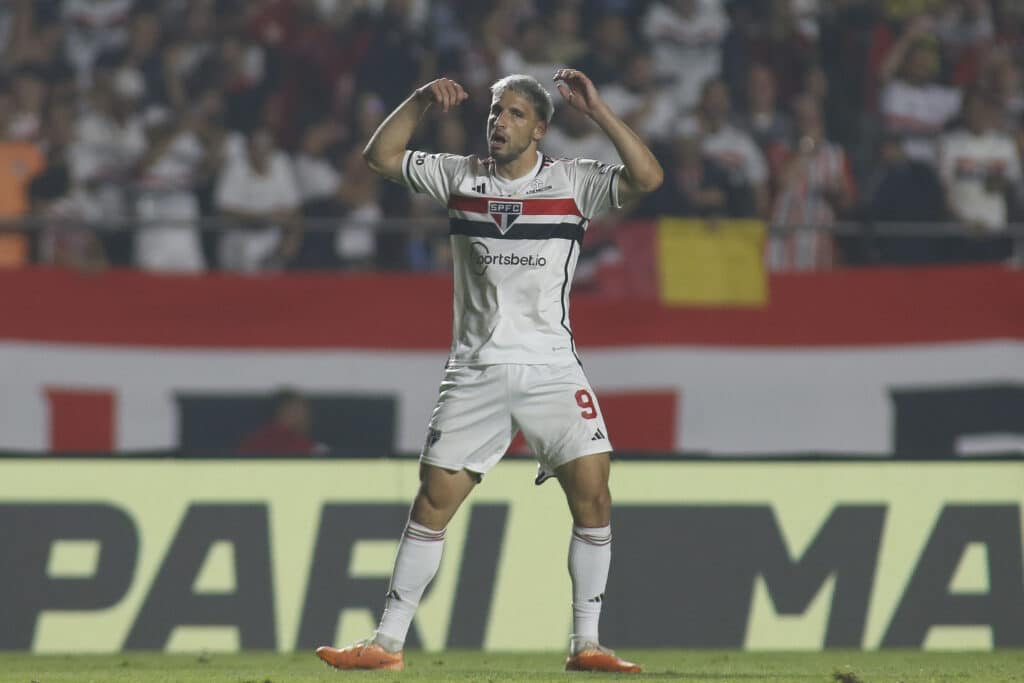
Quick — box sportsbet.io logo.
[470,241,547,276]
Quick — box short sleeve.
[402,150,468,206]
[568,158,625,218]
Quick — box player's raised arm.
[362,78,468,183]
[553,68,663,204]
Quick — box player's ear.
[533,119,547,142]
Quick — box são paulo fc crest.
[488,200,522,233]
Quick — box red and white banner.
[1,266,1022,456]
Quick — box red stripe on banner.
[45,387,115,452]
[0,265,1020,348]
[600,391,678,452]
[507,390,678,454]
[448,195,583,217]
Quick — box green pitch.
[2,651,1022,683]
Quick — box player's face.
[487,91,545,163]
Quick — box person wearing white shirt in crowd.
[68,72,146,219]
[214,124,302,272]
[61,0,133,83]
[543,104,622,165]
[597,50,677,145]
[676,78,769,215]
[939,88,1022,233]
[498,17,561,100]
[879,17,962,164]
[134,93,225,273]
[641,0,730,112]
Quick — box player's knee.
[570,485,611,525]
[414,484,449,514]
[592,486,612,517]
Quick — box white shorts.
[420,362,613,476]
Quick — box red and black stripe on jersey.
[446,195,587,242]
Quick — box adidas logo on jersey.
[473,183,487,194]
[591,429,605,441]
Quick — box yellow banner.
[0,460,1021,652]
[657,218,767,306]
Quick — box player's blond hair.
[490,74,554,124]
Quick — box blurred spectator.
[864,132,950,265]
[978,47,1024,134]
[252,0,371,145]
[939,88,1021,234]
[598,49,677,145]
[879,18,962,163]
[62,0,134,83]
[499,17,561,99]
[333,92,389,267]
[575,12,633,86]
[0,82,45,219]
[354,0,432,110]
[936,0,994,86]
[217,30,269,132]
[865,133,948,223]
[214,124,301,272]
[8,64,47,141]
[291,117,345,269]
[677,78,768,216]
[160,1,218,111]
[40,98,76,164]
[741,63,792,154]
[294,119,345,215]
[68,56,147,218]
[816,0,876,152]
[637,134,748,218]
[112,6,168,110]
[726,0,817,105]
[30,164,106,272]
[767,93,857,271]
[237,389,324,456]
[134,94,225,273]
[544,102,621,164]
[642,0,729,111]
[3,1,65,69]
[546,1,586,65]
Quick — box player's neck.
[494,149,540,182]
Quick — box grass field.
[2,651,1023,683]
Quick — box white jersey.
[402,149,623,366]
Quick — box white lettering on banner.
[0,342,1021,454]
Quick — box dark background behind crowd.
[1,0,1023,274]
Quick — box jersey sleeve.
[568,158,625,218]
[402,150,468,206]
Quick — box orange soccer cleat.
[316,641,405,671]
[565,642,642,673]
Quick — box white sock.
[375,520,446,650]
[568,524,611,649]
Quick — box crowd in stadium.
[1,0,1022,273]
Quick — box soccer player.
[315,70,663,673]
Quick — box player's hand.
[415,78,468,113]
[553,69,606,118]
